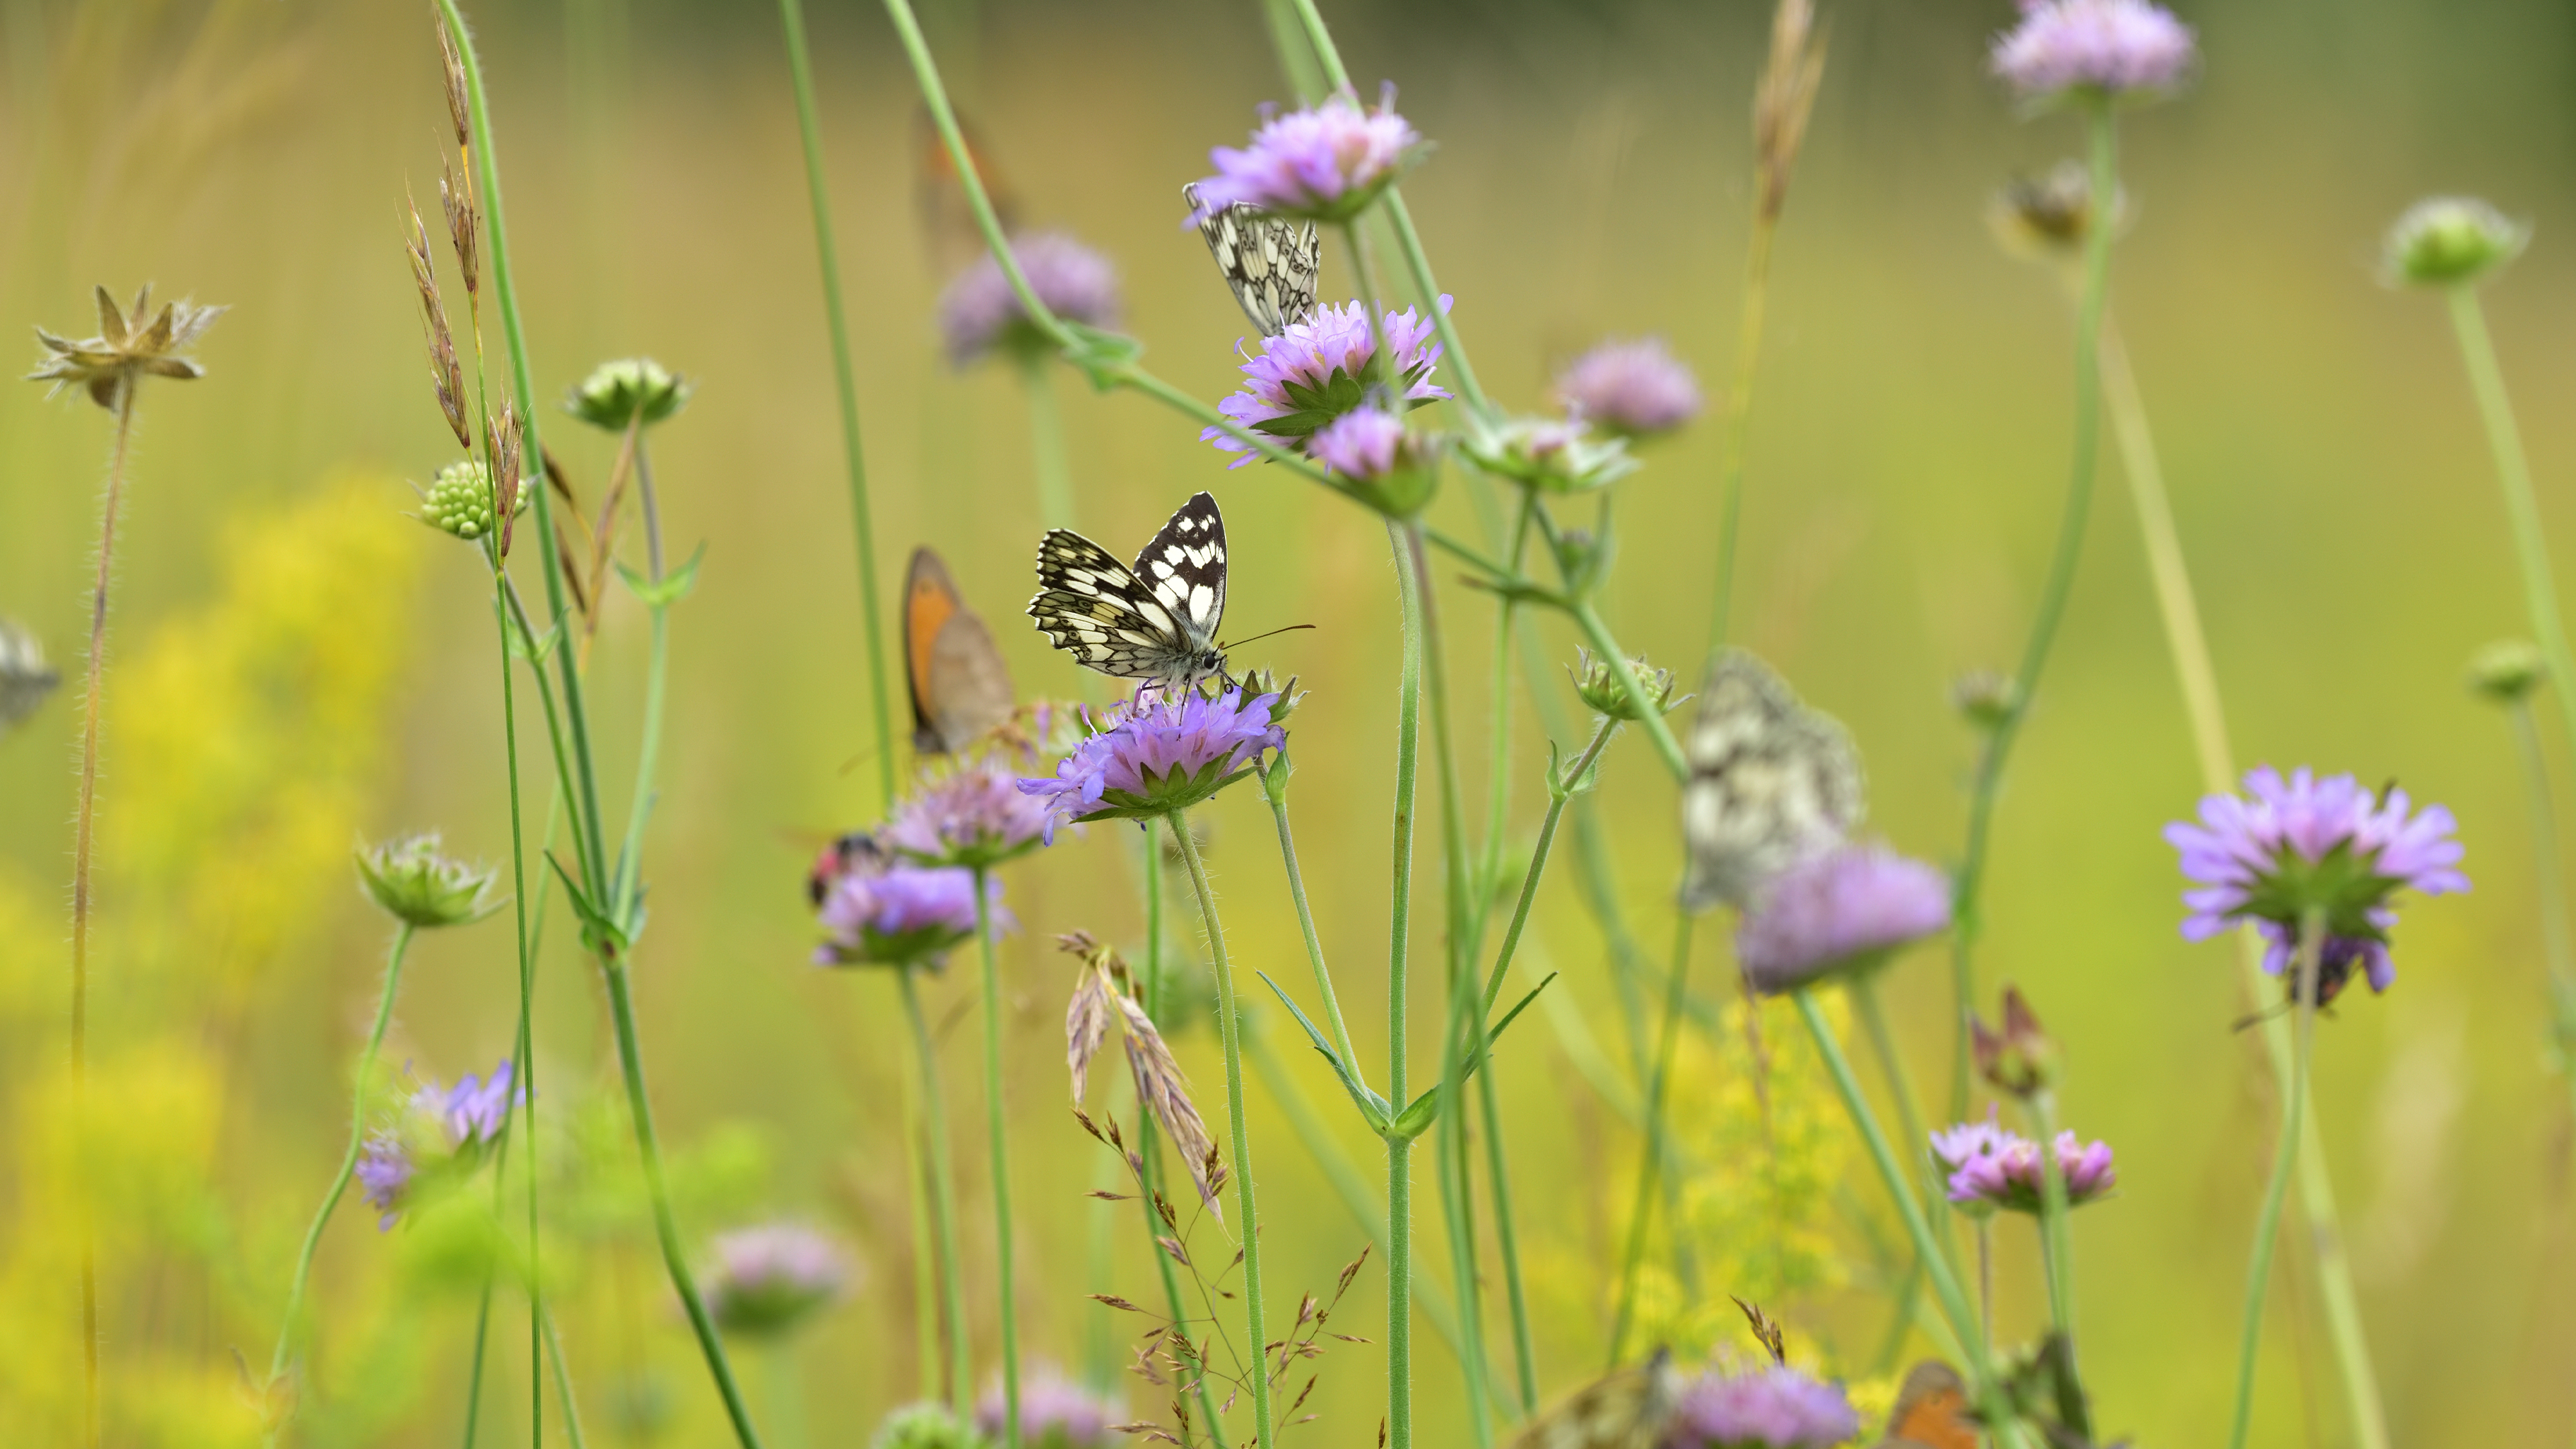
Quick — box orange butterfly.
[1874,1361,1977,1449]
[914,105,1022,276]
[904,546,1018,756]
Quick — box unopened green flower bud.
[566,356,691,431]
[1570,648,1678,720]
[1951,671,2021,732]
[417,460,522,542]
[1232,667,1305,724]
[2467,639,2546,704]
[1553,527,1609,599]
[870,1403,983,1449]
[1460,415,1638,495]
[357,834,502,928]
[2383,197,2527,288]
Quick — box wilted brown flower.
[1972,984,2056,1100]
[28,284,225,411]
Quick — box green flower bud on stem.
[566,356,691,431]
[2383,197,2527,288]
[1570,648,1678,720]
[357,833,502,928]
[417,459,523,542]
[2467,639,2546,704]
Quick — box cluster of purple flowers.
[1930,1110,2118,1216]
[976,1369,1120,1449]
[883,755,1056,869]
[1204,299,1451,468]
[2165,766,2468,1002]
[1185,90,1423,224]
[1668,1363,1860,1449]
[814,857,1004,969]
[1733,843,1953,994]
[938,232,1122,366]
[1990,0,2196,101]
[1553,337,1703,439]
[1017,688,1286,839]
[704,1222,852,1337]
[356,1059,519,1229]
[810,755,1061,968]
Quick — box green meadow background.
[5,0,2576,1443]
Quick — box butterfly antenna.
[1217,623,1318,650]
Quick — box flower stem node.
[1950,670,2023,733]
[1570,649,1679,721]
[1971,985,2057,1100]
[417,459,525,542]
[2383,197,2527,289]
[1460,414,1638,495]
[2467,639,2546,704]
[1551,527,1611,601]
[356,833,503,928]
[566,356,692,431]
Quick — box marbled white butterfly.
[1183,182,1322,338]
[0,619,60,739]
[1027,492,1229,692]
[1509,1350,1684,1449]
[1678,648,1864,911]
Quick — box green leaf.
[545,851,629,957]
[614,542,706,610]
[1060,323,1144,392]
[1385,975,1557,1143]
[1256,971,1390,1134]
[506,617,562,663]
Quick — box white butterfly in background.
[1183,182,1322,339]
[0,619,60,739]
[1678,648,1865,912]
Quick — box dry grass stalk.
[439,162,481,301]
[434,8,470,150]
[1752,0,1826,223]
[405,197,471,449]
[486,399,523,558]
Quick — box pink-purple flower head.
[1185,90,1426,227]
[705,1223,852,1338]
[1991,0,2196,105]
[421,1059,519,1150]
[885,756,1057,871]
[1670,1364,1860,1449]
[814,857,1007,969]
[938,231,1122,367]
[1017,688,1286,840]
[977,1368,1119,1449]
[1554,337,1704,439]
[1203,298,1452,470]
[1734,843,1953,995]
[1309,407,1440,516]
[1931,1109,2117,1218]
[2165,766,2467,1004]
[356,1133,415,1230]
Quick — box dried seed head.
[440,162,480,299]
[434,10,470,149]
[1753,0,1827,224]
[28,282,225,410]
[407,197,471,449]
[486,401,525,557]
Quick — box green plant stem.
[1947,104,2118,1125]
[2028,1090,2086,1436]
[2506,700,2576,1128]
[67,378,136,1449]
[895,1002,941,1403]
[1607,914,1693,1366]
[1791,989,2025,1449]
[1847,976,1937,1210]
[777,0,897,813]
[1974,1221,1993,1356]
[971,869,1023,1449]
[2101,305,2390,1449]
[1257,0,1328,102]
[1474,494,1540,963]
[543,1302,590,1449]
[1264,769,1366,1081]
[612,437,672,922]
[1136,820,1228,1446]
[1016,352,1077,531]
[484,554,544,1449]
[1481,718,1617,1016]
[1386,510,1426,1449]
[462,1277,494,1449]
[899,967,973,1413]
[1167,817,1275,1449]
[2228,915,2323,1449]
[264,921,419,1424]
[1431,977,1493,1448]
[1707,183,1782,649]
[602,960,766,1448]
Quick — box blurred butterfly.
[1028,492,1228,692]
[0,619,60,738]
[1509,1350,1684,1449]
[905,546,1019,755]
[1873,1361,1978,1449]
[1678,647,1864,912]
[916,105,1023,275]
[1183,182,1322,339]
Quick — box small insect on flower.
[1990,159,2129,264]
[28,284,225,410]
[703,1223,853,1339]
[1990,0,2197,105]
[1679,650,1866,913]
[1184,89,1427,226]
[2165,766,2469,1005]
[1553,339,1705,439]
[1028,492,1230,693]
[1205,298,1454,468]
[939,231,1122,366]
[1667,1362,1861,1449]
[906,547,1019,756]
[1183,182,1323,339]
[0,619,61,738]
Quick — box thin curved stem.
[1385,517,1425,1449]
[1607,914,1693,1366]
[1947,105,2118,1124]
[1167,816,1274,1449]
[2227,915,2322,1449]
[1707,188,1780,649]
[898,967,973,1413]
[1134,822,1228,1444]
[265,922,419,1419]
[776,0,898,814]
[2506,700,2576,1139]
[1264,770,1365,1083]
[2027,1091,2087,1436]
[1480,717,1617,1017]
[971,871,1022,1449]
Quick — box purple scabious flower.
[977,1368,1120,1449]
[1307,406,1409,480]
[816,859,1006,969]
[1017,689,1285,840]
[885,757,1057,870]
[1733,844,1953,995]
[1203,298,1452,469]
[705,1223,851,1338]
[1554,338,1704,438]
[1185,92,1424,225]
[421,1060,517,1148]
[356,1132,415,1230]
[2164,766,2468,1003]
[1991,0,2196,103]
[938,231,1122,367]
[1670,1364,1861,1449]
[1931,1109,2118,1217]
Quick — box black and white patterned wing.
[1028,530,1193,684]
[1185,183,1321,337]
[0,619,60,736]
[1678,649,1864,912]
[1128,492,1228,663]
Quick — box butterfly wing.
[0,620,60,735]
[1185,183,1321,338]
[1128,491,1228,661]
[904,547,1018,754]
[1678,648,1865,911]
[916,106,1021,274]
[1029,529,1196,684]
[1872,1361,1978,1449]
[1511,1351,1683,1449]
